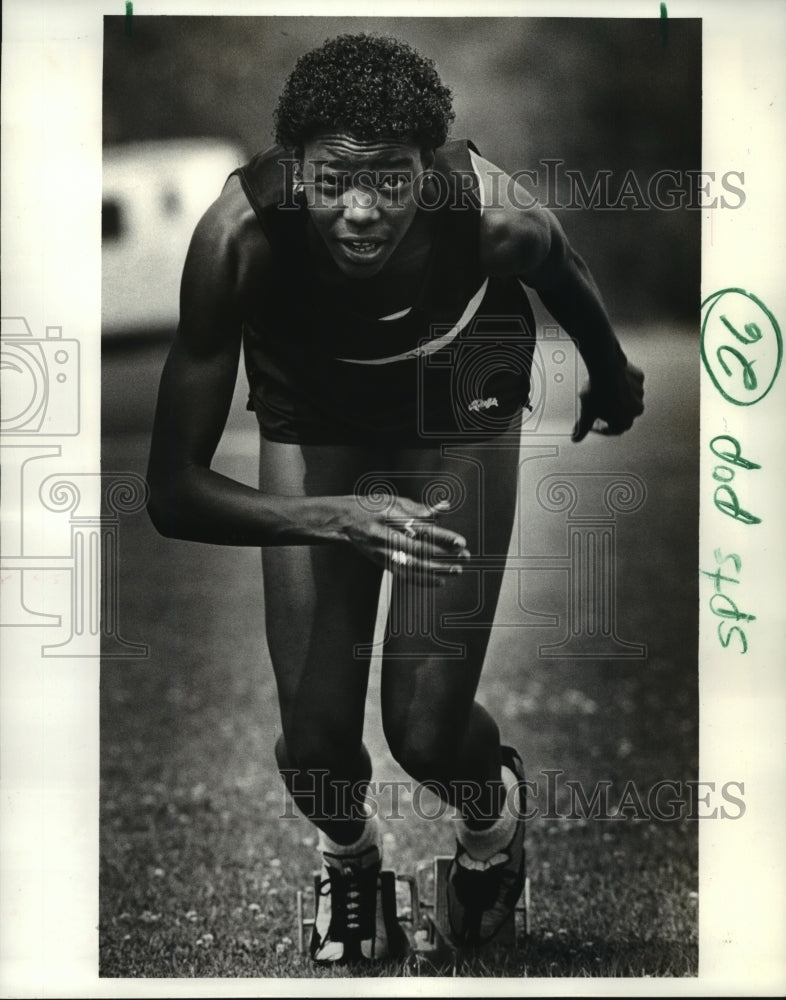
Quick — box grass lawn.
[100,326,699,978]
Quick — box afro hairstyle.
[273,33,455,153]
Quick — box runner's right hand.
[340,495,470,586]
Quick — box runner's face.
[299,133,431,278]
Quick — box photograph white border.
[1,1,784,996]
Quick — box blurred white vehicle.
[102,138,245,337]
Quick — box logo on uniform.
[468,397,499,413]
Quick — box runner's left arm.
[471,151,644,441]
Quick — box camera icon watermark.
[1,317,80,436]
[416,311,580,441]
[1,316,146,656]
[524,325,581,436]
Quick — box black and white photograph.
[100,13,694,978]
[1,2,784,996]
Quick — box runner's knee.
[384,715,461,784]
[284,711,364,774]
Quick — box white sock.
[456,765,518,862]
[317,811,381,858]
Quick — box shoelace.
[324,862,375,940]
[346,879,362,932]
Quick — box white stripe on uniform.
[336,278,489,366]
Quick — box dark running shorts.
[248,277,537,446]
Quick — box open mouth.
[337,238,387,263]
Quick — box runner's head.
[274,34,455,278]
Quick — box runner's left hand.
[571,361,645,442]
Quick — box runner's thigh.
[258,436,386,728]
[381,440,521,732]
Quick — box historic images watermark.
[0,316,148,657]
[353,461,646,662]
[279,770,745,824]
[277,158,746,212]
[349,310,646,662]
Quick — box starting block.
[296,855,530,960]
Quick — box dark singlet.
[231,139,536,444]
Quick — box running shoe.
[310,844,408,964]
[446,745,526,948]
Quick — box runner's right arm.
[146,182,467,577]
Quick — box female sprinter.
[147,33,644,964]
